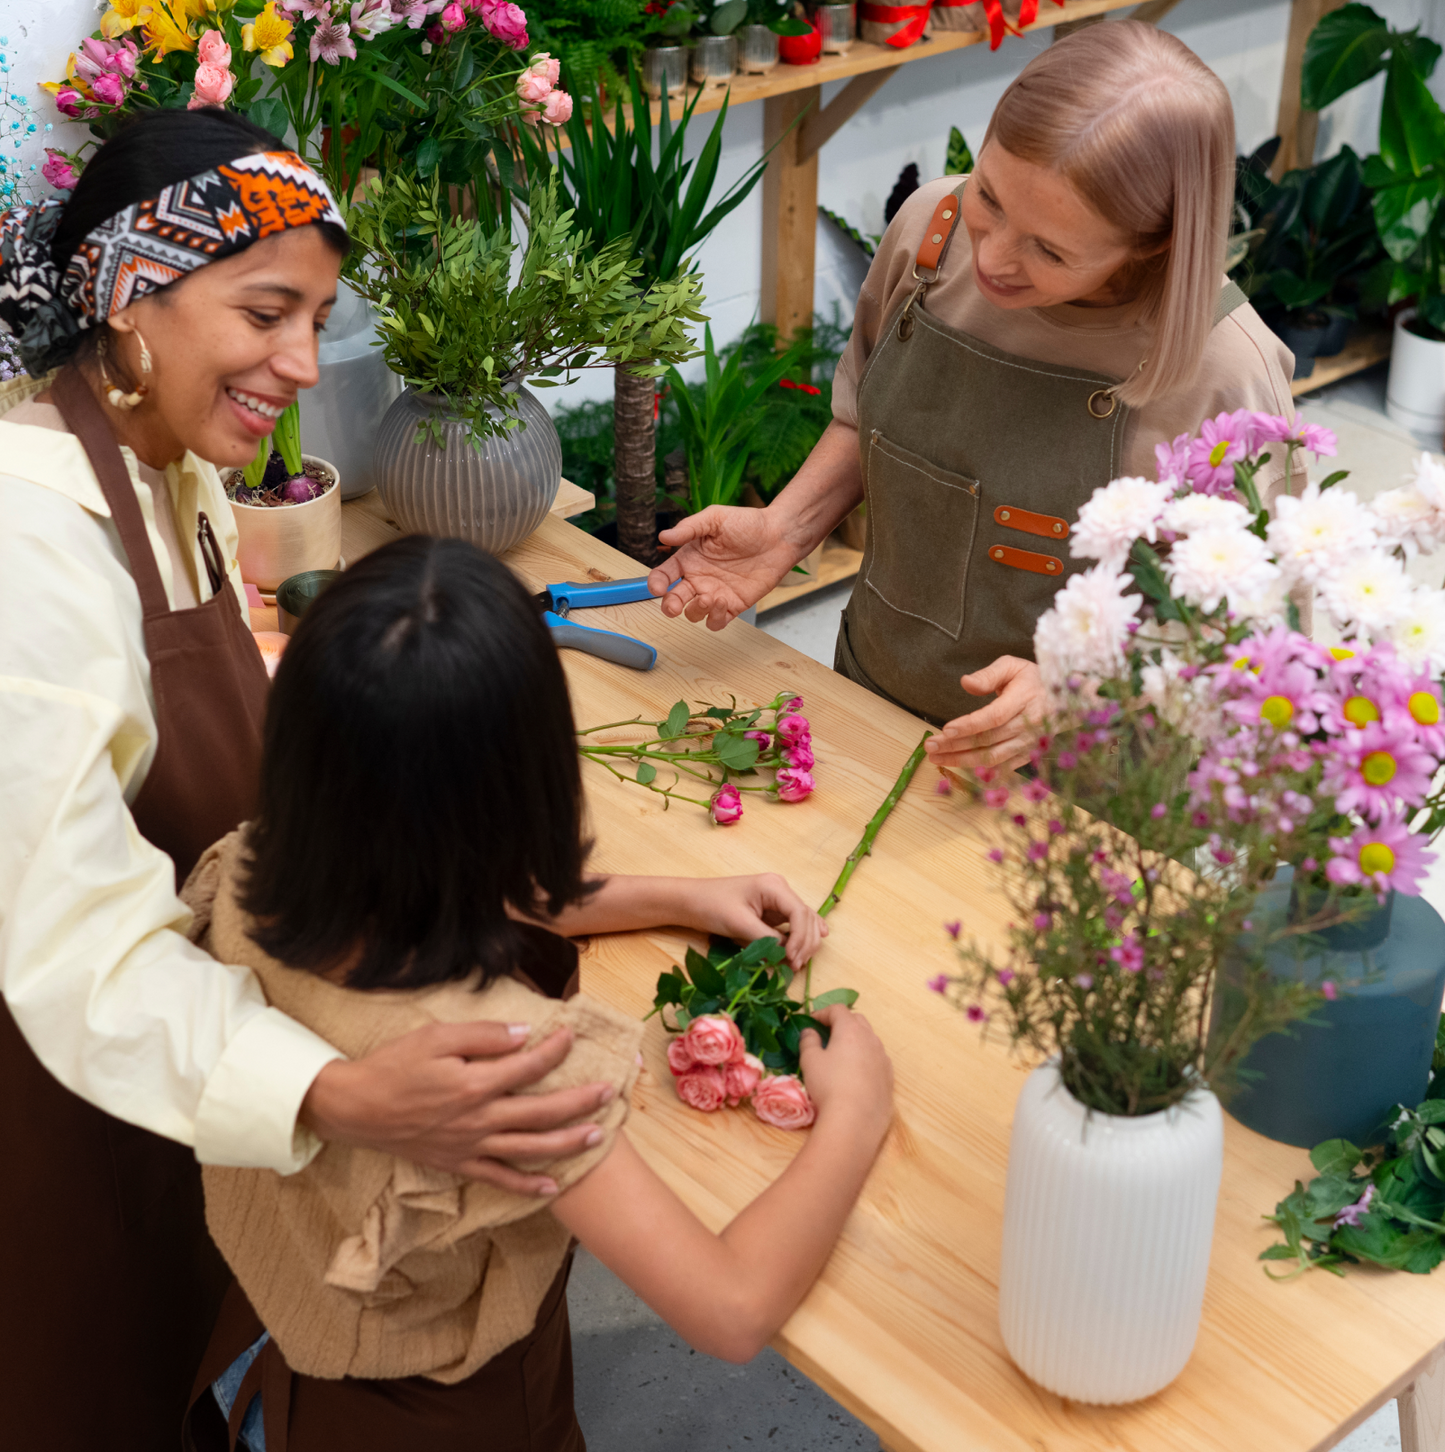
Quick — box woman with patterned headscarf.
[0,108,614,1449]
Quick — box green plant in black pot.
[1231,142,1385,379]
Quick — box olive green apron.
[836,179,1244,726]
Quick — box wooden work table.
[341,501,1445,1452]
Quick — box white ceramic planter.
[298,281,403,501]
[230,455,342,592]
[1386,308,1445,446]
[998,1062,1223,1404]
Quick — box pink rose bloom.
[665,1035,695,1076]
[681,1014,746,1067]
[709,782,743,825]
[54,86,88,118]
[530,50,561,83]
[482,0,529,49]
[540,88,573,124]
[41,149,79,191]
[751,1074,817,1130]
[197,29,232,67]
[776,766,815,803]
[776,712,811,744]
[675,1065,727,1112]
[440,2,468,30]
[188,63,234,109]
[516,69,552,103]
[91,72,128,107]
[723,1052,764,1106]
[783,695,803,713]
[782,740,814,771]
[745,729,772,750]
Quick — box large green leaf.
[1305,146,1362,233]
[1272,272,1333,310]
[1372,175,1444,260]
[1380,49,1445,179]
[1301,3,1392,110]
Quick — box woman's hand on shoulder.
[677,872,828,968]
[925,655,1047,774]
[799,1004,893,1144]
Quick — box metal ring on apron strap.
[1087,388,1118,419]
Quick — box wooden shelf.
[757,538,862,614]
[1291,324,1392,397]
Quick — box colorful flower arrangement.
[42,0,571,207]
[935,410,1445,1116]
[577,691,817,825]
[652,734,930,1128]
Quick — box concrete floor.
[566,362,1418,1452]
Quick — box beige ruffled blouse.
[184,830,643,1384]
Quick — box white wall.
[6,0,1444,408]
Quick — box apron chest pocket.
[863,429,979,640]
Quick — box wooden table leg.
[1402,1354,1445,1452]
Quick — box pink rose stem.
[804,731,932,1005]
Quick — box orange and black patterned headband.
[0,150,344,375]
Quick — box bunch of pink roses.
[515,54,572,127]
[49,36,142,119]
[665,1014,817,1129]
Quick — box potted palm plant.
[343,174,702,556]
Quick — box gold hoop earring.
[99,328,152,411]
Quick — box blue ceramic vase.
[1221,868,1445,1148]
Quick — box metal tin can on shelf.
[738,24,779,73]
[689,33,737,86]
[642,45,687,98]
[816,4,855,51]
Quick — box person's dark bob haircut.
[241,536,596,992]
[50,108,349,377]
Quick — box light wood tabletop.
[344,503,1445,1452]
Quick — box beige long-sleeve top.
[833,176,1306,498]
[188,831,643,1383]
[0,372,343,1172]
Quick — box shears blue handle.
[544,577,657,611]
[543,610,657,671]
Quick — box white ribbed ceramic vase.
[998,1062,1223,1404]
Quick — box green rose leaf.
[637,762,658,785]
[812,987,860,1009]
[715,733,761,771]
[662,700,691,739]
[685,947,726,998]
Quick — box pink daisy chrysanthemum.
[1324,719,1436,821]
[1326,813,1435,898]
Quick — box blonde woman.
[649,22,1300,768]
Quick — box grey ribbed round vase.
[372,384,562,555]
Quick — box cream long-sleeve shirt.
[0,372,342,1173]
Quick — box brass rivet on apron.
[931,233,943,244]
[992,548,1004,560]
[1087,388,1118,419]
[1053,522,1062,533]
[1046,560,1058,571]
[999,509,1010,521]
[942,209,953,219]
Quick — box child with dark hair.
[182,536,894,1451]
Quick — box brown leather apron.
[836,180,1245,726]
[0,365,270,1450]
[184,925,588,1452]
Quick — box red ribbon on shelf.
[859,0,934,47]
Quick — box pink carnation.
[723,1052,764,1106]
[188,63,234,109]
[776,766,815,802]
[675,1066,727,1112]
[751,1074,817,1130]
[666,1036,695,1076]
[680,1014,746,1067]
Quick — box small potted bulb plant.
[225,402,342,592]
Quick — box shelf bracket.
[797,67,902,163]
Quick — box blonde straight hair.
[983,21,1234,408]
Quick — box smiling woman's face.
[105,226,342,469]
[960,141,1151,311]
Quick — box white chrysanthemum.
[1373,455,1445,555]
[1385,590,1445,672]
[1165,527,1280,614]
[1229,570,1292,629]
[1266,481,1378,585]
[1318,552,1416,635]
[1070,476,1174,568]
[1034,566,1142,693]
[1161,493,1251,536]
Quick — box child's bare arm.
[552,1005,892,1362]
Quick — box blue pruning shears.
[532,577,660,671]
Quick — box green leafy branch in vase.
[577,690,815,823]
[648,733,931,1131]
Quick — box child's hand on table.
[677,873,827,969]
